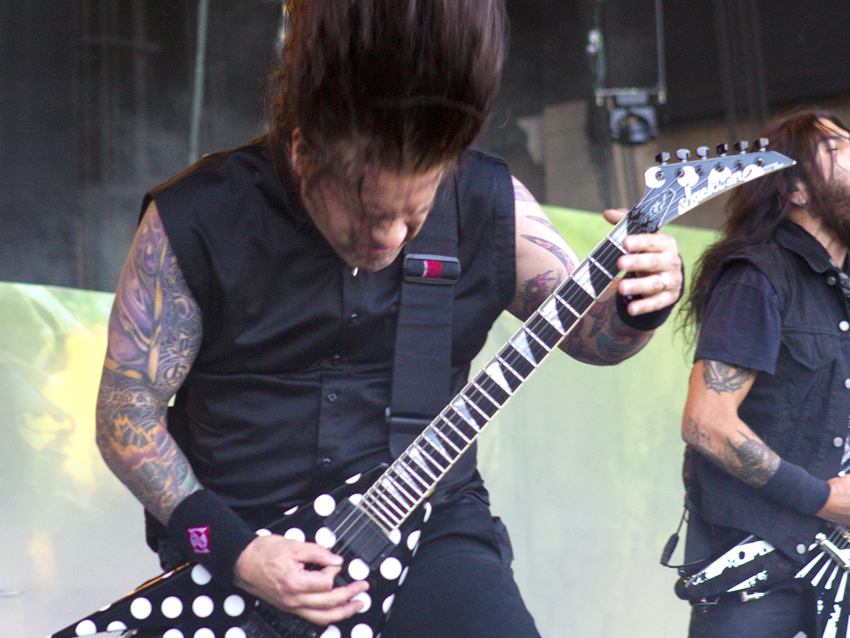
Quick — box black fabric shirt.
[689,220,850,560]
[145,138,516,520]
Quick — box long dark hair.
[680,109,850,341]
[267,0,507,179]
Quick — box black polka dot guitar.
[49,142,795,638]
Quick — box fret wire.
[439,414,472,444]
[395,460,431,491]
[383,474,418,507]
[552,291,580,317]
[505,340,538,368]
[416,444,448,474]
[471,380,502,410]
[408,449,440,480]
[527,316,564,349]
[461,393,492,424]
[432,423,463,454]
[494,353,526,383]
[587,254,614,280]
[372,482,408,518]
[523,322,552,351]
[422,435,454,464]
[449,403,481,432]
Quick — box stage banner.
[0,209,715,638]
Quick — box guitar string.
[327,159,753,564]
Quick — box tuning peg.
[655,151,671,165]
[696,146,710,159]
[754,137,769,151]
[734,140,749,154]
[676,149,691,162]
[716,143,729,156]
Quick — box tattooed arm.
[507,178,683,365]
[680,359,782,487]
[96,202,202,525]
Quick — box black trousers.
[381,488,541,638]
[687,587,815,638]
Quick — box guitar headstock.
[629,138,795,233]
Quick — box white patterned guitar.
[49,141,794,638]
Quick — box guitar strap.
[387,176,460,459]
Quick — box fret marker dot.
[380,557,402,580]
[314,494,336,517]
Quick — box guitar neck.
[358,219,631,531]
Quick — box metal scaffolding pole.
[188,0,210,165]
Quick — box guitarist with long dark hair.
[679,109,850,637]
[93,1,683,636]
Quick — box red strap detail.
[187,526,211,554]
[423,260,443,279]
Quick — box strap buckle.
[403,253,460,285]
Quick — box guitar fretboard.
[355,222,631,532]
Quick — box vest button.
[828,275,838,286]
[321,457,333,468]
[331,355,342,365]
[835,437,845,448]
[841,321,850,332]
[349,312,360,324]
[796,543,807,555]
[327,393,338,403]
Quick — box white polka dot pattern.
[422,501,432,522]
[382,594,395,614]
[193,629,215,638]
[74,619,96,636]
[398,566,409,586]
[106,621,127,632]
[191,564,212,585]
[353,591,372,613]
[345,473,362,484]
[320,625,342,638]
[348,558,370,581]
[223,593,246,617]
[315,526,337,548]
[284,527,306,542]
[388,529,401,545]
[192,595,214,618]
[224,628,248,638]
[379,557,402,580]
[351,623,374,638]
[163,629,184,638]
[313,494,336,517]
[130,597,152,620]
[348,493,363,506]
[406,530,420,551]
[161,595,183,619]
[285,505,299,515]
[255,528,272,536]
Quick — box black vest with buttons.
[142,137,516,523]
[692,221,850,561]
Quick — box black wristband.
[165,489,256,584]
[615,258,685,331]
[757,459,831,516]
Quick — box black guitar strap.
[387,176,460,459]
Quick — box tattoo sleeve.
[702,360,754,394]
[96,206,203,523]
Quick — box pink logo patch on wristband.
[187,526,211,554]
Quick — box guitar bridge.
[814,532,850,570]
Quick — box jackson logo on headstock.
[677,162,767,213]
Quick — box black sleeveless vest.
[144,138,515,517]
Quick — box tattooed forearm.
[726,430,780,486]
[521,235,575,274]
[97,205,203,523]
[702,360,755,394]
[561,295,651,364]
